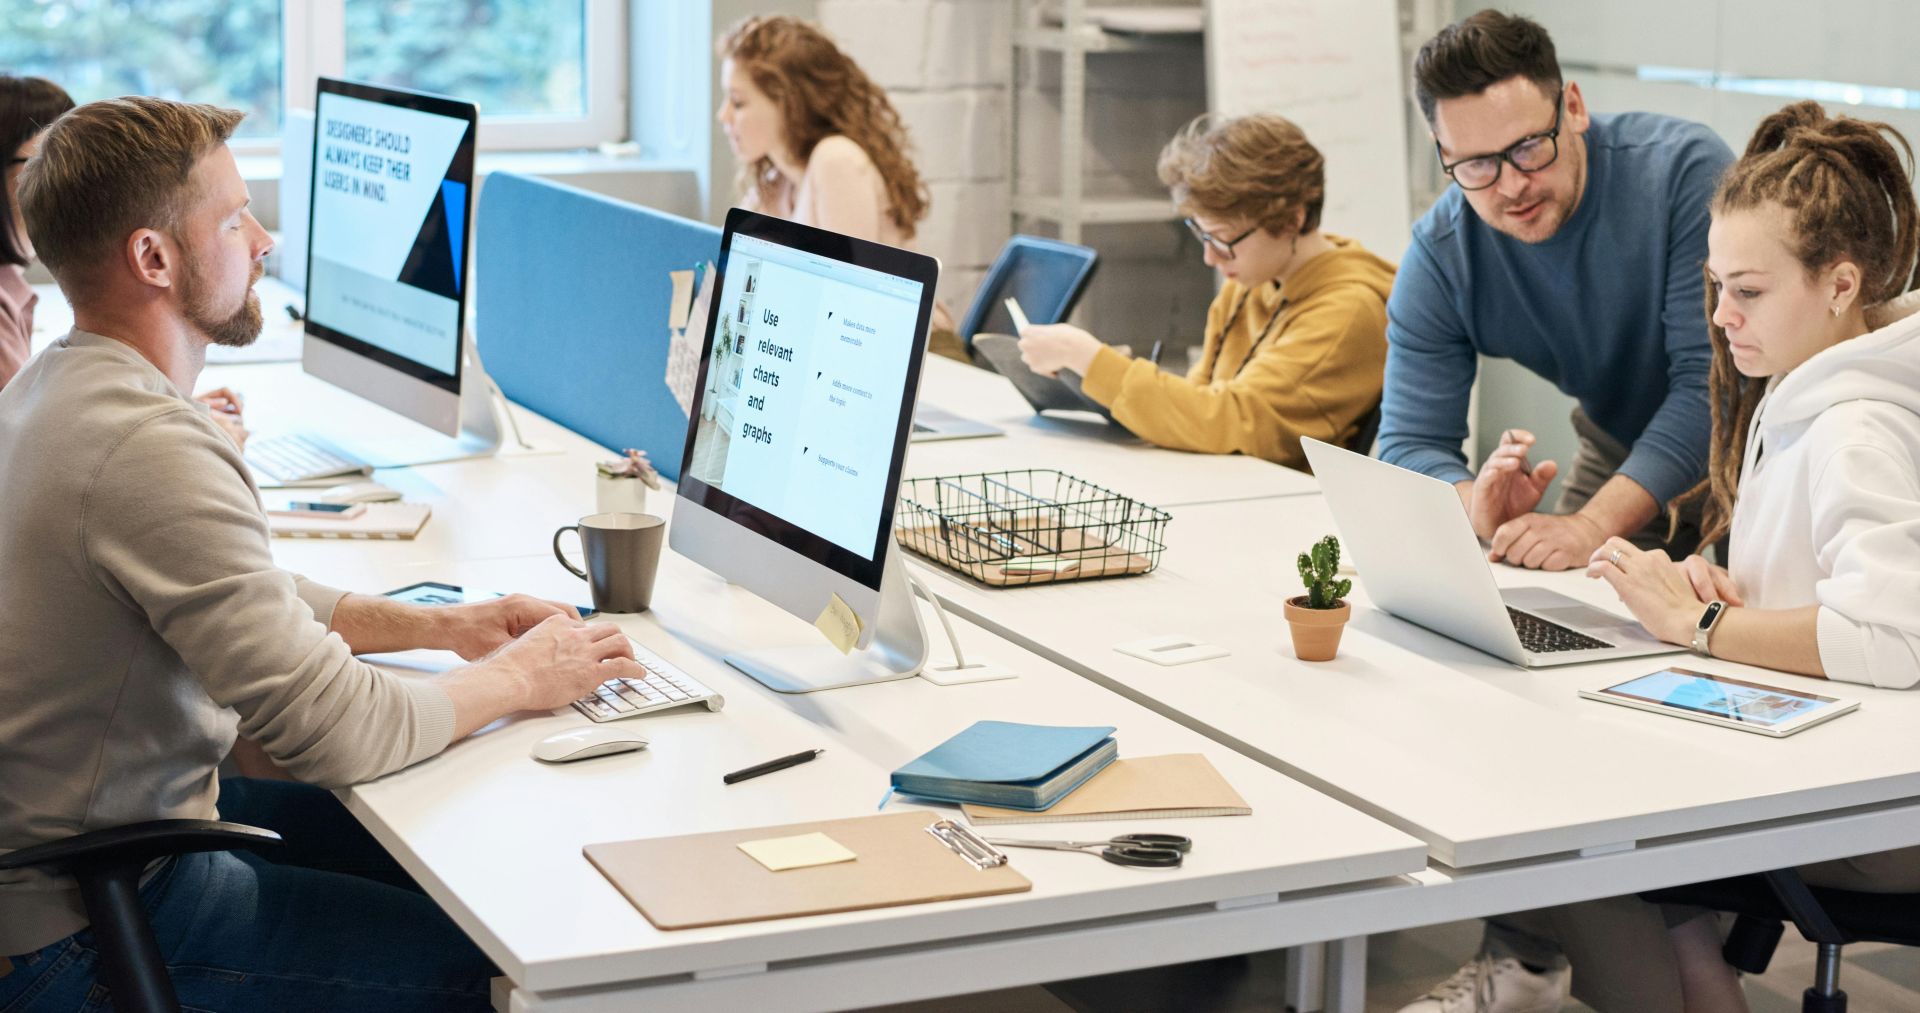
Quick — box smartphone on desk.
[268,501,366,519]
[384,580,597,619]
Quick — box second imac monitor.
[304,77,476,439]
[671,209,938,693]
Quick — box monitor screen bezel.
[305,76,477,397]
[675,208,937,592]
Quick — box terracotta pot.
[1284,596,1350,662]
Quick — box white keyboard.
[246,433,372,484]
[573,639,726,722]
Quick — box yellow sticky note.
[738,832,857,872]
[814,592,863,654]
[667,269,695,329]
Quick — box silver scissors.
[983,833,1191,868]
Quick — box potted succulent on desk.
[1285,535,1352,662]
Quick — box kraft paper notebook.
[584,810,1031,930]
[960,753,1252,825]
[268,503,432,540]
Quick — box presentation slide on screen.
[306,92,470,376]
[688,234,923,559]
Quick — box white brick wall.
[894,90,1006,183]
[925,1,1011,87]
[817,1,934,90]
[819,0,1013,316]
[820,0,1213,353]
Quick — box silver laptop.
[1301,438,1685,668]
[911,404,1002,442]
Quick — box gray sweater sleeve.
[292,575,350,628]
[81,407,454,787]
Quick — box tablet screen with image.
[1582,667,1856,736]
[385,581,595,618]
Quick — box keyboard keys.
[246,433,371,483]
[571,637,723,722]
[1507,607,1614,653]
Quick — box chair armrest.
[0,819,281,875]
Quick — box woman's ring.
[1610,550,1624,566]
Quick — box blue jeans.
[0,779,494,1012]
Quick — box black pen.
[723,748,825,785]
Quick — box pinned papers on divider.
[667,269,695,329]
[814,592,864,654]
[737,831,858,872]
[664,262,714,416]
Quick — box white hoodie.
[1728,295,1920,688]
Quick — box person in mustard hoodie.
[1016,113,1396,470]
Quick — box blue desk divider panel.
[475,172,721,481]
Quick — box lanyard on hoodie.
[1216,284,1287,380]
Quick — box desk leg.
[1324,936,1367,1013]
[1285,943,1326,1012]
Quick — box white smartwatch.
[1692,600,1729,656]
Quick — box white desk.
[909,356,1319,507]
[336,551,1425,1012]
[205,364,1428,1012]
[911,492,1920,872]
[226,356,596,572]
[30,278,306,364]
[191,354,1920,1011]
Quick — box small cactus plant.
[1296,535,1352,609]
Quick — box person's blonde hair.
[1157,113,1326,235]
[1671,100,1920,546]
[719,15,928,239]
[18,96,243,288]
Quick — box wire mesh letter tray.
[895,469,1169,586]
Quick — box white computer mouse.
[530,725,650,764]
[317,480,404,504]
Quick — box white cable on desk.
[906,567,969,669]
[489,378,534,451]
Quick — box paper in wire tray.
[895,469,1168,586]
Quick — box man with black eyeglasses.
[1378,9,1733,584]
[1384,12,1736,1013]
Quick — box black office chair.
[957,235,1100,365]
[0,819,280,1013]
[1643,868,1920,1012]
[1348,401,1383,455]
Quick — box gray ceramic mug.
[552,512,665,613]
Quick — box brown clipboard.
[584,811,1032,930]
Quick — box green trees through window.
[0,1,588,138]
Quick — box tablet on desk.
[385,581,596,619]
[1579,667,1857,737]
[970,334,1129,431]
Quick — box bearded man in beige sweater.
[0,97,644,1011]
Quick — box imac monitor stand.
[670,209,939,693]
[292,77,497,468]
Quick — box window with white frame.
[1,0,625,153]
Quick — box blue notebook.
[890,721,1118,811]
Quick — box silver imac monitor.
[298,77,484,462]
[671,209,939,693]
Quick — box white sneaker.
[1396,954,1570,1013]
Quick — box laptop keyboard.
[1507,607,1614,654]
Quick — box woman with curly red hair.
[716,15,929,249]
